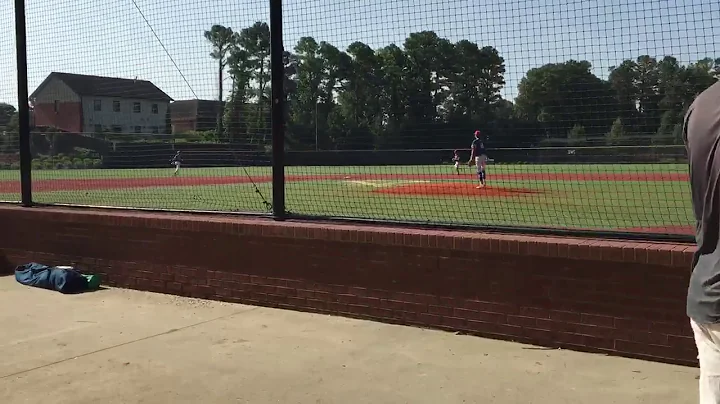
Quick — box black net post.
[14,0,31,207]
[270,0,286,219]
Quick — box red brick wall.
[171,118,197,134]
[33,102,82,133]
[0,205,697,366]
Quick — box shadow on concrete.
[0,252,13,276]
[65,286,109,295]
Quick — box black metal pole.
[269,0,285,219]
[15,0,31,207]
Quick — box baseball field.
[0,163,694,235]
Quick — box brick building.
[30,72,173,135]
[169,99,224,134]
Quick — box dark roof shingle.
[31,72,173,101]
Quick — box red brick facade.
[171,119,196,134]
[33,102,82,133]
[0,205,698,366]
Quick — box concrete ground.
[0,276,698,404]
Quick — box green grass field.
[0,164,694,234]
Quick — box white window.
[133,102,141,113]
[151,104,159,114]
[113,100,120,112]
[93,99,102,111]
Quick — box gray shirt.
[685,81,720,324]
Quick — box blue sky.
[0,0,717,108]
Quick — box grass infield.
[0,163,694,235]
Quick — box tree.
[282,50,299,145]
[237,22,271,145]
[606,118,629,146]
[446,41,505,122]
[291,37,325,149]
[608,55,717,143]
[317,42,351,107]
[336,41,382,147]
[315,42,352,149]
[0,106,18,153]
[685,58,719,101]
[403,31,454,125]
[217,22,272,146]
[204,23,718,155]
[6,113,18,133]
[0,103,17,155]
[204,25,235,136]
[375,44,409,148]
[654,110,682,145]
[515,60,614,139]
[608,60,639,121]
[567,124,586,146]
[632,55,662,137]
[0,103,16,128]
[656,56,684,112]
[494,99,514,120]
[224,43,252,143]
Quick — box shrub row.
[0,156,102,170]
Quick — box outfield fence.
[2,0,717,241]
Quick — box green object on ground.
[83,274,101,290]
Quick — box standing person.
[684,80,720,404]
[452,150,461,175]
[468,130,487,188]
[171,151,182,176]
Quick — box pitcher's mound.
[374,182,545,197]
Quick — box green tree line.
[206,23,716,150]
[0,103,18,153]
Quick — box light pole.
[315,100,319,151]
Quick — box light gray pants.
[692,319,720,403]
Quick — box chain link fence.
[3,0,719,240]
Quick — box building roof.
[30,72,173,102]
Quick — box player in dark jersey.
[452,150,461,174]
[468,130,487,188]
[170,151,182,176]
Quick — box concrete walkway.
[0,276,698,404]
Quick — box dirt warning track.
[0,175,332,193]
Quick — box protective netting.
[281,0,712,235]
[0,2,20,202]
[18,0,273,212]
[4,0,719,236]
